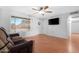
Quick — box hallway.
[71,33,79,52]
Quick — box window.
[10,16,30,36]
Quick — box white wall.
[71,18,79,33]
[0,7,11,33]
[41,14,69,39]
[0,7,70,38]
[0,7,40,36]
[25,17,40,36]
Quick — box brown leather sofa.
[0,27,33,53]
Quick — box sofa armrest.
[8,33,23,42]
[9,40,33,53]
[9,33,20,38]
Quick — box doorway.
[69,14,79,52]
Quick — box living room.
[0,6,79,53]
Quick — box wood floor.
[71,33,79,52]
[24,34,68,53]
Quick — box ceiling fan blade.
[45,11,52,13]
[32,12,38,15]
[32,8,38,11]
[44,6,49,10]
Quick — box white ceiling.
[1,6,79,18]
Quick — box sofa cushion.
[11,36,24,42]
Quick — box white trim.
[67,16,72,52]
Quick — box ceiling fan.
[32,6,52,16]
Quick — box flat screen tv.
[48,18,59,25]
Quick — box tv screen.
[48,18,59,25]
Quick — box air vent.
[70,11,79,18]
[70,11,79,15]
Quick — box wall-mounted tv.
[48,18,59,25]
